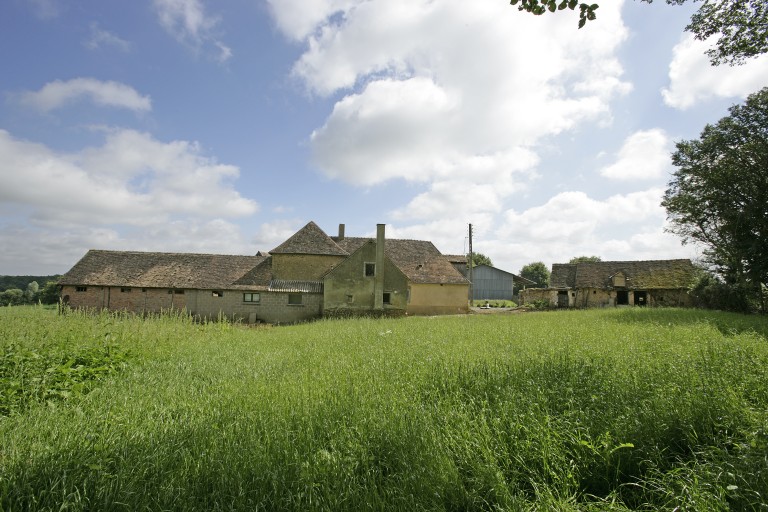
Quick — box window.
[346,294,354,303]
[243,292,260,303]
[288,293,302,305]
[168,289,185,295]
[364,262,376,277]
[121,287,131,293]
[383,292,391,305]
[76,286,87,292]
[212,291,223,297]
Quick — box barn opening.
[616,291,629,305]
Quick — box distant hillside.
[0,275,60,292]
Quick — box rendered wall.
[323,240,408,315]
[407,283,469,315]
[271,254,345,280]
[189,289,323,324]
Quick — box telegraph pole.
[468,223,473,304]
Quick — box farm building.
[468,264,536,302]
[519,259,698,308]
[59,222,469,323]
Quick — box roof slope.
[336,237,468,285]
[270,221,348,256]
[551,259,697,289]
[59,250,266,289]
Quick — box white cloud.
[28,0,59,19]
[285,0,630,198]
[0,128,258,227]
[662,34,768,109]
[153,0,232,62]
[19,78,151,113]
[85,23,132,52]
[266,0,360,42]
[599,129,672,181]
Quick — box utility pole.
[468,223,473,304]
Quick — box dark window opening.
[634,291,647,306]
[383,292,391,305]
[616,291,629,305]
[212,291,223,297]
[121,287,131,293]
[76,286,87,292]
[364,262,376,277]
[346,294,354,303]
[288,293,302,305]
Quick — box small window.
[243,292,260,303]
[288,293,302,305]
[76,286,87,292]
[383,292,391,305]
[142,288,147,292]
[346,294,354,303]
[364,262,376,277]
[167,289,185,295]
[212,291,223,297]
[121,287,131,293]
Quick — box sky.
[1,0,767,277]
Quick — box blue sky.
[2,0,767,276]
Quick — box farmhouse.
[59,222,469,323]
[519,259,698,308]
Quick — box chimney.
[374,223,385,310]
[338,223,345,241]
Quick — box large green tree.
[468,252,494,267]
[662,87,768,310]
[520,261,551,287]
[509,0,768,65]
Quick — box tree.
[568,255,602,264]
[520,261,551,287]
[509,0,768,65]
[468,252,494,267]
[0,289,24,306]
[24,281,39,303]
[662,87,768,311]
[39,281,61,305]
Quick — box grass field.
[1,306,767,511]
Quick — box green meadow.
[1,306,767,511]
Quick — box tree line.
[0,276,61,306]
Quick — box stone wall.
[324,240,408,314]
[271,254,344,280]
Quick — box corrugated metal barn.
[470,264,535,301]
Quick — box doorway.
[616,291,629,305]
[557,290,569,308]
[634,291,647,306]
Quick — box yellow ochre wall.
[407,283,469,315]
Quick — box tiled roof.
[59,250,265,289]
[336,237,468,285]
[551,259,697,290]
[270,221,348,256]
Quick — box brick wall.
[62,285,187,313]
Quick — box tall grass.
[1,306,766,510]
